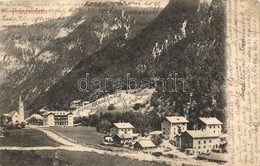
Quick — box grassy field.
[0,150,169,166]
[51,126,105,145]
[0,129,60,147]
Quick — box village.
[0,95,228,165]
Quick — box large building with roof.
[25,111,74,127]
[198,117,223,134]
[134,139,156,151]
[180,130,220,155]
[42,111,74,126]
[161,116,189,140]
[110,122,135,136]
[1,111,20,126]
[26,114,45,126]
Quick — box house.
[1,95,25,127]
[198,117,223,134]
[1,111,21,126]
[180,130,220,155]
[70,100,83,110]
[26,114,45,126]
[103,136,114,145]
[42,111,74,126]
[110,122,134,136]
[161,116,188,140]
[207,153,228,164]
[112,133,140,145]
[134,139,156,151]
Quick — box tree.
[96,120,111,133]
[107,104,115,111]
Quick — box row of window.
[194,144,218,149]
[209,125,220,129]
[198,139,212,144]
[120,129,132,132]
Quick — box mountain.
[0,5,161,114]
[29,0,226,125]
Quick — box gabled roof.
[136,139,156,148]
[184,130,219,138]
[165,116,188,123]
[3,111,18,117]
[42,111,73,116]
[26,114,44,120]
[113,122,134,129]
[199,117,223,125]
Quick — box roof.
[165,116,189,123]
[150,131,162,135]
[26,114,44,120]
[207,153,228,162]
[136,140,156,148]
[113,122,134,129]
[199,117,223,125]
[42,111,73,116]
[2,111,18,117]
[184,130,220,138]
[70,100,82,104]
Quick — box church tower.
[19,95,25,122]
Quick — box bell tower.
[19,95,25,122]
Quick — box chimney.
[18,95,25,122]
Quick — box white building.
[198,117,222,134]
[161,116,189,140]
[110,122,134,136]
[1,111,21,126]
[1,95,25,126]
[180,130,220,155]
[41,111,74,126]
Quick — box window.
[209,140,211,143]
[198,146,200,149]
[209,126,211,129]
[198,141,200,144]
[204,140,206,144]
[214,126,215,128]
[218,126,220,128]
[204,146,206,149]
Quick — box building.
[161,116,189,140]
[134,139,156,151]
[1,111,21,126]
[18,95,25,122]
[112,133,140,145]
[26,114,45,126]
[110,122,134,136]
[70,100,83,110]
[180,130,220,155]
[42,111,74,126]
[198,117,222,134]
[1,95,25,126]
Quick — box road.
[0,128,223,166]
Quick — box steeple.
[19,95,24,122]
